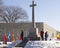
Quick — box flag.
[57,33,60,39]
[8,33,11,42]
[19,35,23,42]
[16,33,19,40]
[4,33,8,44]
[52,33,54,38]
[12,34,15,42]
[19,30,23,40]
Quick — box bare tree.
[0,6,28,23]
[0,0,3,5]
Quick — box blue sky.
[2,0,60,31]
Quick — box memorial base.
[28,27,40,40]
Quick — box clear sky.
[2,0,60,31]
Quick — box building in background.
[0,22,59,41]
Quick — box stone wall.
[0,22,59,41]
[43,23,59,39]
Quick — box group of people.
[4,30,24,44]
[40,30,48,41]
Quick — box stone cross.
[30,1,37,28]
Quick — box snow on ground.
[0,39,60,48]
[24,41,60,48]
[0,40,22,47]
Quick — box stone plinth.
[28,27,40,40]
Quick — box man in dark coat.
[40,30,44,40]
[45,31,48,41]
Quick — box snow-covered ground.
[0,40,22,47]
[24,40,60,48]
[0,39,60,48]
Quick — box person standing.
[40,30,44,40]
[45,31,48,41]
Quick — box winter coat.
[40,31,44,37]
[45,32,48,38]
